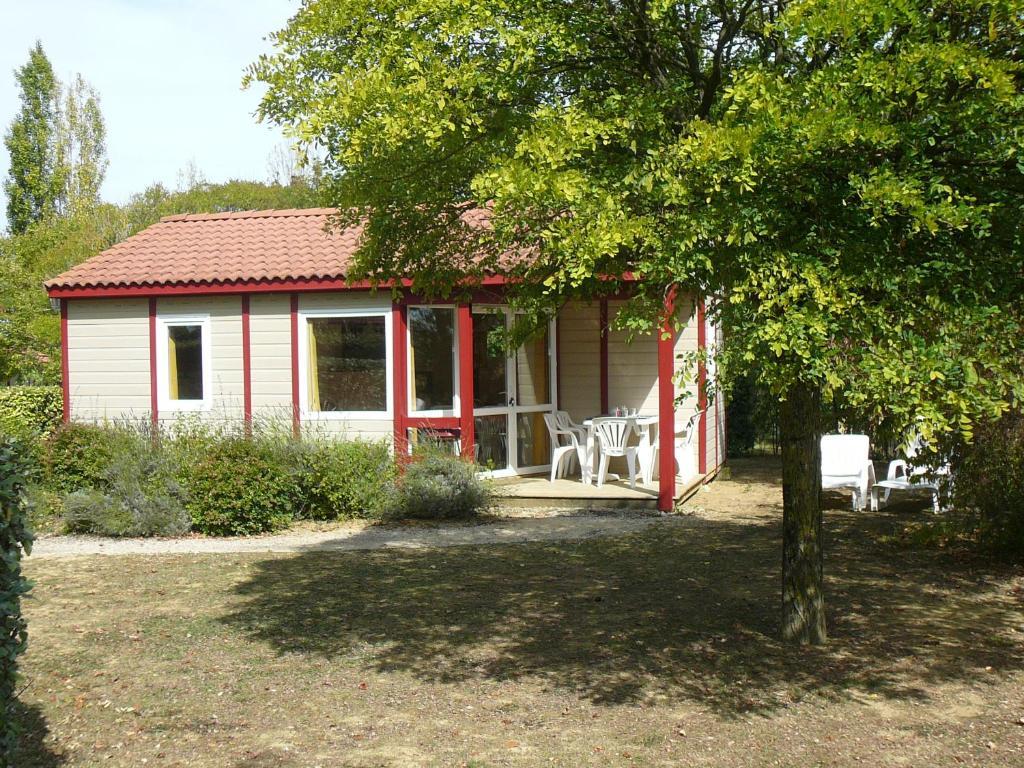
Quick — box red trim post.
[697,299,708,476]
[241,295,253,433]
[392,300,409,459]
[599,298,609,414]
[457,304,475,460]
[289,293,300,438]
[60,299,70,422]
[148,297,158,428]
[658,289,677,512]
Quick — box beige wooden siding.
[155,296,245,423]
[67,298,151,422]
[297,292,394,442]
[248,294,294,426]
[556,301,601,421]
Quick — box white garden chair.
[674,410,702,481]
[554,410,587,442]
[872,433,951,513]
[543,412,587,482]
[593,417,639,488]
[820,434,876,511]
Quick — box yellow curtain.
[308,320,320,411]
[532,412,547,465]
[167,331,179,400]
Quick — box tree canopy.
[252,0,1024,642]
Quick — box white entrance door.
[472,307,556,476]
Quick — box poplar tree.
[3,42,62,234]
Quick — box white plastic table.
[581,415,659,485]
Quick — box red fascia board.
[46,275,512,299]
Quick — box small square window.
[158,315,211,411]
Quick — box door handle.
[508,397,516,406]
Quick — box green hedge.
[0,386,62,441]
[0,437,33,764]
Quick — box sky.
[0,0,298,229]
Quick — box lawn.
[14,460,1024,767]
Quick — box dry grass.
[14,459,1024,767]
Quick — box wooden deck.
[492,473,706,510]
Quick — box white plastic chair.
[554,410,587,442]
[593,417,639,489]
[674,411,702,481]
[543,412,587,482]
[873,433,951,513]
[820,434,876,511]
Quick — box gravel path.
[30,512,676,558]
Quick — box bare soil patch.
[15,458,1024,767]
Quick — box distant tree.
[56,74,108,215]
[3,42,63,234]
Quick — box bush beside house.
[4,418,490,537]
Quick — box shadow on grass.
[221,461,1024,717]
[13,700,64,767]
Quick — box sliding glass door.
[472,307,556,476]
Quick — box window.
[303,312,391,415]
[408,307,455,413]
[157,315,211,411]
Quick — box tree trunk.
[780,381,827,644]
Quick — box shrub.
[952,410,1024,556]
[0,385,62,441]
[42,421,135,495]
[384,451,491,520]
[60,443,191,538]
[296,439,395,519]
[185,437,300,535]
[0,437,33,764]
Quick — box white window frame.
[298,307,394,420]
[156,313,213,412]
[407,304,459,419]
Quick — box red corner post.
[392,299,409,460]
[241,295,253,434]
[148,297,158,429]
[697,299,708,475]
[289,294,300,438]
[457,304,475,460]
[60,299,70,423]
[657,288,677,512]
[599,298,609,414]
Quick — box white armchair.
[543,412,587,482]
[674,411,702,481]
[873,433,951,513]
[820,434,876,511]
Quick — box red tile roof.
[45,208,383,291]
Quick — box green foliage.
[42,421,132,496]
[295,439,395,519]
[384,451,490,520]
[3,42,62,235]
[0,386,62,441]
[58,74,108,216]
[184,437,300,536]
[952,410,1024,556]
[0,436,33,764]
[63,441,189,538]
[252,0,1024,443]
